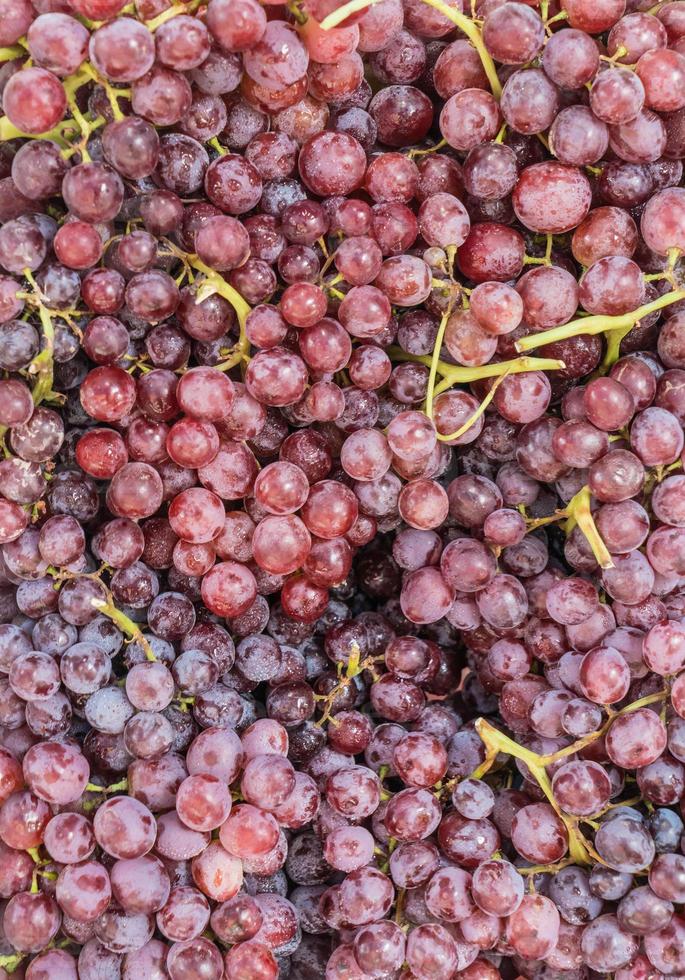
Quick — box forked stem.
[473,719,596,865]
[433,355,566,396]
[315,643,381,727]
[516,289,685,355]
[471,686,670,866]
[90,597,157,661]
[539,689,669,767]
[435,368,511,442]
[526,485,613,568]
[146,0,207,30]
[319,0,502,98]
[185,258,252,369]
[188,258,251,329]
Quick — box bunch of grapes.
[2,0,685,975]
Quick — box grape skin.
[2,1,685,976]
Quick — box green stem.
[320,0,502,98]
[417,0,502,98]
[214,350,244,372]
[0,954,25,972]
[433,355,566,396]
[146,0,206,30]
[545,9,568,24]
[208,136,227,156]
[425,308,451,420]
[471,689,668,865]
[526,485,613,568]
[435,367,511,442]
[601,323,633,371]
[516,289,685,354]
[85,778,128,794]
[287,0,309,23]
[319,0,378,27]
[90,598,156,661]
[446,244,457,278]
[474,719,595,865]
[23,271,58,406]
[408,138,448,158]
[188,257,251,333]
[0,115,74,142]
[0,45,24,61]
[564,486,613,570]
[539,689,669,766]
[78,63,125,123]
[519,857,575,875]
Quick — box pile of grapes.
[3,0,685,975]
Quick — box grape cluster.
[1,0,685,976]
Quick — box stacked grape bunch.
[2,0,685,975]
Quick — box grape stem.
[416,0,503,98]
[22,269,60,407]
[90,597,157,662]
[515,289,685,357]
[392,344,567,395]
[146,0,208,31]
[525,485,613,569]
[545,9,568,26]
[287,0,309,23]
[408,138,448,158]
[435,367,511,442]
[79,62,127,123]
[85,778,128,794]
[314,643,382,727]
[472,687,669,865]
[187,257,252,370]
[523,234,554,267]
[175,695,196,713]
[539,688,669,766]
[425,307,452,421]
[63,73,96,159]
[433,354,566,396]
[394,888,408,930]
[0,46,24,61]
[518,856,575,875]
[425,305,520,441]
[208,136,227,156]
[319,0,502,99]
[473,718,598,865]
[319,0,379,28]
[564,485,613,569]
[0,61,108,156]
[0,954,24,973]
